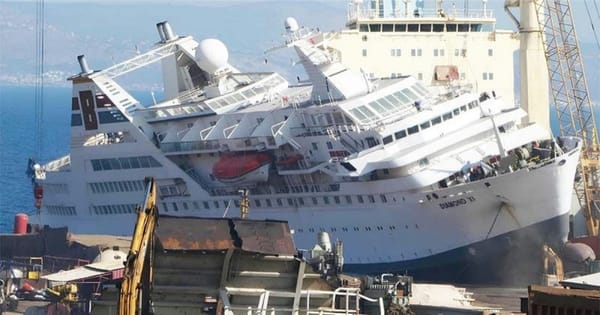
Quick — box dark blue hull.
[344,213,569,284]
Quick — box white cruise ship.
[30,13,581,281]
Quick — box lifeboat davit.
[213,152,272,184]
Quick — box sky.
[0,0,598,89]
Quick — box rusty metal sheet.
[156,216,234,250]
[232,219,296,256]
[155,216,295,255]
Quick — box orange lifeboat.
[212,152,272,183]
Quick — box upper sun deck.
[346,0,496,32]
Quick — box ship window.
[458,24,469,32]
[368,101,386,114]
[368,195,375,203]
[453,108,460,116]
[255,199,261,207]
[297,198,304,206]
[394,24,406,32]
[172,203,178,211]
[395,130,407,139]
[139,156,151,168]
[362,49,367,57]
[266,199,272,207]
[309,228,315,232]
[277,198,283,206]
[471,24,482,32]
[312,197,318,205]
[421,24,431,32]
[447,24,457,32]
[431,117,442,125]
[345,196,352,204]
[393,91,410,105]
[402,88,419,101]
[353,227,359,231]
[380,97,396,110]
[488,48,494,56]
[359,24,368,32]
[312,142,318,150]
[380,195,388,203]
[382,24,393,32]
[454,49,460,56]
[323,196,330,204]
[327,141,333,149]
[287,198,294,206]
[460,105,467,112]
[407,125,419,135]
[369,24,381,32]
[193,201,200,209]
[420,121,431,130]
[442,112,453,121]
[182,202,188,210]
[365,226,372,231]
[357,195,364,203]
[418,73,423,80]
[342,227,348,232]
[334,196,340,204]
[433,24,444,32]
[407,24,418,32]
[213,201,219,208]
[383,135,393,145]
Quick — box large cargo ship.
[30,2,580,282]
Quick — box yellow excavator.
[118,177,158,315]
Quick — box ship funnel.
[77,55,92,75]
[156,22,166,42]
[156,21,177,42]
[162,21,176,41]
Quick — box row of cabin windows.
[138,193,394,214]
[90,156,162,171]
[47,205,76,216]
[92,204,136,215]
[378,48,495,58]
[89,180,145,194]
[295,223,419,234]
[382,100,479,145]
[359,23,484,33]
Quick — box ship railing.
[348,4,494,22]
[222,287,384,315]
[161,140,221,153]
[44,155,71,172]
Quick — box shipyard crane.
[534,0,600,236]
[118,177,158,315]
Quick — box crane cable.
[584,0,600,51]
[34,0,45,160]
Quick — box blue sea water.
[0,85,71,233]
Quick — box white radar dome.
[285,17,299,32]
[353,0,363,4]
[195,38,229,74]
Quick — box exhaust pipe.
[156,21,176,43]
[77,55,92,74]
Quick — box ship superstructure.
[31,17,581,282]
[325,0,519,107]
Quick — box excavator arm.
[118,177,158,315]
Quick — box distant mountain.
[0,1,346,88]
[0,0,597,104]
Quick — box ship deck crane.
[118,177,158,315]
[535,0,600,236]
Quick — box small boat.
[213,153,272,184]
